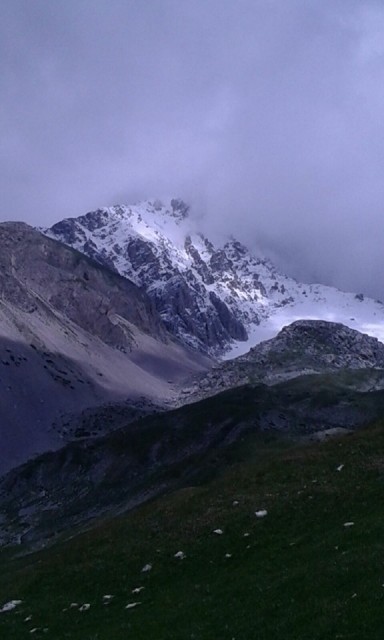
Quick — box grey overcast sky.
[1,0,384,298]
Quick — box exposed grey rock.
[43,202,268,354]
[0,221,164,350]
[208,292,247,341]
[184,236,214,284]
[248,320,384,371]
[0,222,211,476]
[184,320,384,402]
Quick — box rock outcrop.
[184,320,384,400]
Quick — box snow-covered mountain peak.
[43,199,384,357]
[111,197,190,231]
[49,198,190,245]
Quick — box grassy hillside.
[3,373,384,550]
[1,422,384,639]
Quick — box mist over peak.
[1,1,384,299]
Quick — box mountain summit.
[44,199,384,356]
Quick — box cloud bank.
[1,0,384,298]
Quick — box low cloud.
[1,0,384,299]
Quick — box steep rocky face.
[184,320,384,400]
[0,222,210,476]
[0,222,165,351]
[43,199,384,356]
[45,201,252,354]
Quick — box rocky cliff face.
[44,200,252,354]
[43,199,384,356]
[0,221,165,350]
[0,222,210,476]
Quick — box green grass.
[1,423,384,639]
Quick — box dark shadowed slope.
[2,368,384,547]
[2,420,384,640]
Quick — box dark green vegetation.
[2,369,384,554]
[3,370,384,549]
[1,420,384,639]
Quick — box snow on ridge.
[42,199,384,357]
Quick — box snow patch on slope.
[226,287,384,359]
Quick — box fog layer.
[1,1,384,298]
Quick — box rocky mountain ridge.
[0,221,165,348]
[183,320,384,401]
[0,222,209,476]
[44,198,384,356]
